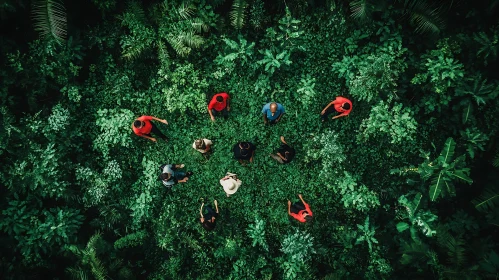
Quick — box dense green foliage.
[1,0,498,279]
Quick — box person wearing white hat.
[220,172,242,197]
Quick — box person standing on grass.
[132,115,169,142]
[200,199,219,231]
[233,141,256,164]
[288,194,313,223]
[208,92,230,122]
[270,136,295,164]
[262,102,285,125]
[158,163,193,188]
[192,138,213,159]
[320,96,352,122]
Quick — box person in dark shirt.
[270,136,295,164]
[200,200,219,231]
[233,141,256,164]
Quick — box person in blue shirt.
[262,102,285,125]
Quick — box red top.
[333,96,352,117]
[208,93,229,111]
[290,202,313,223]
[133,116,153,135]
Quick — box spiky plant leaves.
[230,0,247,29]
[406,0,445,34]
[191,18,209,33]
[397,222,410,232]
[399,240,429,265]
[438,137,455,165]
[177,2,195,20]
[32,0,67,43]
[472,185,499,212]
[66,266,89,280]
[462,102,472,124]
[349,0,373,20]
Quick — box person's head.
[303,212,313,222]
[239,142,250,156]
[134,120,144,128]
[202,220,215,231]
[270,102,278,116]
[342,103,351,110]
[216,96,224,103]
[195,139,206,150]
[160,173,171,181]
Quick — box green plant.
[396,192,437,242]
[296,74,316,106]
[214,35,255,69]
[280,231,316,279]
[355,216,378,253]
[93,108,134,158]
[334,171,381,213]
[230,0,247,29]
[357,100,418,144]
[256,49,292,75]
[246,217,269,251]
[32,0,67,43]
[459,128,489,159]
[473,28,499,65]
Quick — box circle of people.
[131,92,353,231]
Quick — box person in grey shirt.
[158,163,193,187]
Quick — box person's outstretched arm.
[287,200,292,215]
[332,112,348,119]
[321,100,336,114]
[208,106,215,122]
[151,116,168,124]
[226,96,230,111]
[200,203,205,223]
[263,114,268,124]
[250,150,255,163]
[298,194,306,205]
[214,200,219,213]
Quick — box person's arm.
[277,152,286,161]
[208,106,215,121]
[177,177,189,183]
[226,96,230,111]
[214,200,219,213]
[151,116,168,124]
[200,203,205,223]
[287,200,292,215]
[276,113,284,122]
[263,114,268,124]
[332,112,348,119]
[132,123,157,142]
[321,100,336,114]
[250,150,255,163]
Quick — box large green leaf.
[396,222,410,232]
[438,137,455,165]
[429,171,445,201]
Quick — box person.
[192,138,213,159]
[132,115,169,142]
[220,172,242,197]
[158,163,193,188]
[270,136,295,164]
[208,92,230,122]
[288,194,313,223]
[200,200,219,231]
[320,96,352,122]
[233,141,256,164]
[262,102,285,125]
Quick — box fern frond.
[472,185,499,212]
[407,0,445,34]
[350,0,372,20]
[177,2,195,20]
[190,18,209,33]
[444,235,466,268]
[66,266,89,280]
[32,0,67,43]
[230,0,247,29]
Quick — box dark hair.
[342,103,351,110]
[216,96,224,102]
[240,149,249,156]
[133,120,142,128]
[202,221,215,231]
[160,173,170,181]
[304,215,313,222]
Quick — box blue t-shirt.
[262,103,285,121]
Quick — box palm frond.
[32,0,67,43]
[350,0,372,20]
[190,17,209,33]
[66,266,89,280]
[177,2,195,20]
[444,235,466,268]
[472,185,499,212]
[230,0,247,29]
[407,0,445,34]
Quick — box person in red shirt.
[287,194,313,223]
[320,96,352,122]
[208,92,230,122]
[132,115,168,142]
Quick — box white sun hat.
[220,177,241,195]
